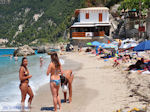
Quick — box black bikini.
[20,67,30,87]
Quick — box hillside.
[0,0,122,47]
[0,0,86,46]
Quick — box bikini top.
[21,67,29,83]
[55,69,61,75]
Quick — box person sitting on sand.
[138,61,150,74]
[125,55,131,62]
[19,57,34,109]
[47,52,61,112]
[60,70,74,103]
[85,48,92,52]
[112,57,120,68]
[125,58,145,71]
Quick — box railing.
[72,31,105,37]
[72,32,85,37]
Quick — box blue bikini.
[50,68,61,86]
[51,79,61,86]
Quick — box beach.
[31,51,146,112]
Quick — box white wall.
[79,10,109,23]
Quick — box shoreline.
[31,52,147,112]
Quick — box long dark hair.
[21,57,27,67]
[50,52,60,69]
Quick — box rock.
[37,46,49,53]
[37,46,46,53]
[13,45,35,56]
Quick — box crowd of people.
[85,46,150,74]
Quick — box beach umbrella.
[119,43,137,49]
[133,40,150,51]
[129,38,136,43]
[126,43,137,48]
[99,43,106,47]
[86,42,92,46]
[111,41,118,45]
[103,44,118,49]
[91,41,101,46]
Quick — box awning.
[71,24,95,27]
[71,23,111,28]
[95,23,111,26]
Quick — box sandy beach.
[31,52,146,112]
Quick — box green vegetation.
[119,0,150,12]
[0,0,85,46]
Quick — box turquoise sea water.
[0,49,15,56]
[0,49,52,111]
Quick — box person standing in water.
[14,55,18,61]
[19,57,34,108]
[40,56,44,67]
[47,52,61,112]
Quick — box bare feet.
[28,103,31,109]
[59,108,62,112]
[64,99,67,102]
[69,97,72,103]
[21,102,25,111]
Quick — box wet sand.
[31,52,146,112]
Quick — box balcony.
[72,32,85,37]
[71,31,105,39]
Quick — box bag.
[62,85,68,92]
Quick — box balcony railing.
[72,31,105,37]
[72,32,85,37]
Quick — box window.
[86,13,89,19]
[99,13,102,22]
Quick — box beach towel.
[142,71,150,74]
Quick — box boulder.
[37,46,46,53]
[37,46,50,53]
[13,45,35,56]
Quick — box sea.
[0,48,64,111]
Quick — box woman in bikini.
[19,57,34,108]
[47,52,61,112]
[60,70,74,103]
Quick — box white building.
[70,7,111,45]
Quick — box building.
[70,7,111,46]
